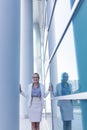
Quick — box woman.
[20,73,50,130]
[55,72,73,130]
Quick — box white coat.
[55,83,74,121]
[21,83,49,107]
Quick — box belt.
[32,97,41,99]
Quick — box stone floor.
[20,112,82,130]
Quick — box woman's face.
[32,73,39,84]
[62,73,69,82]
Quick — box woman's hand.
[48,87,50,92]
[19,84,22,93]
[48,83,53,92]
[48,83,51,92]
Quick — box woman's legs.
[31,122,36,130]
[31,122,40,130]
[35,122,40,130]
[63,121,71,130]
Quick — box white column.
[0,0,20,130]
[20,0,33,117]
[47,1,58,130]
[47,1,58,85]
[34,24,42,78]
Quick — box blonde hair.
[32,73,40,79]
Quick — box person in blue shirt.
[55,72,73,130]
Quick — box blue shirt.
[31,83,41,97]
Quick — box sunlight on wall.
[54,0,78,81]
